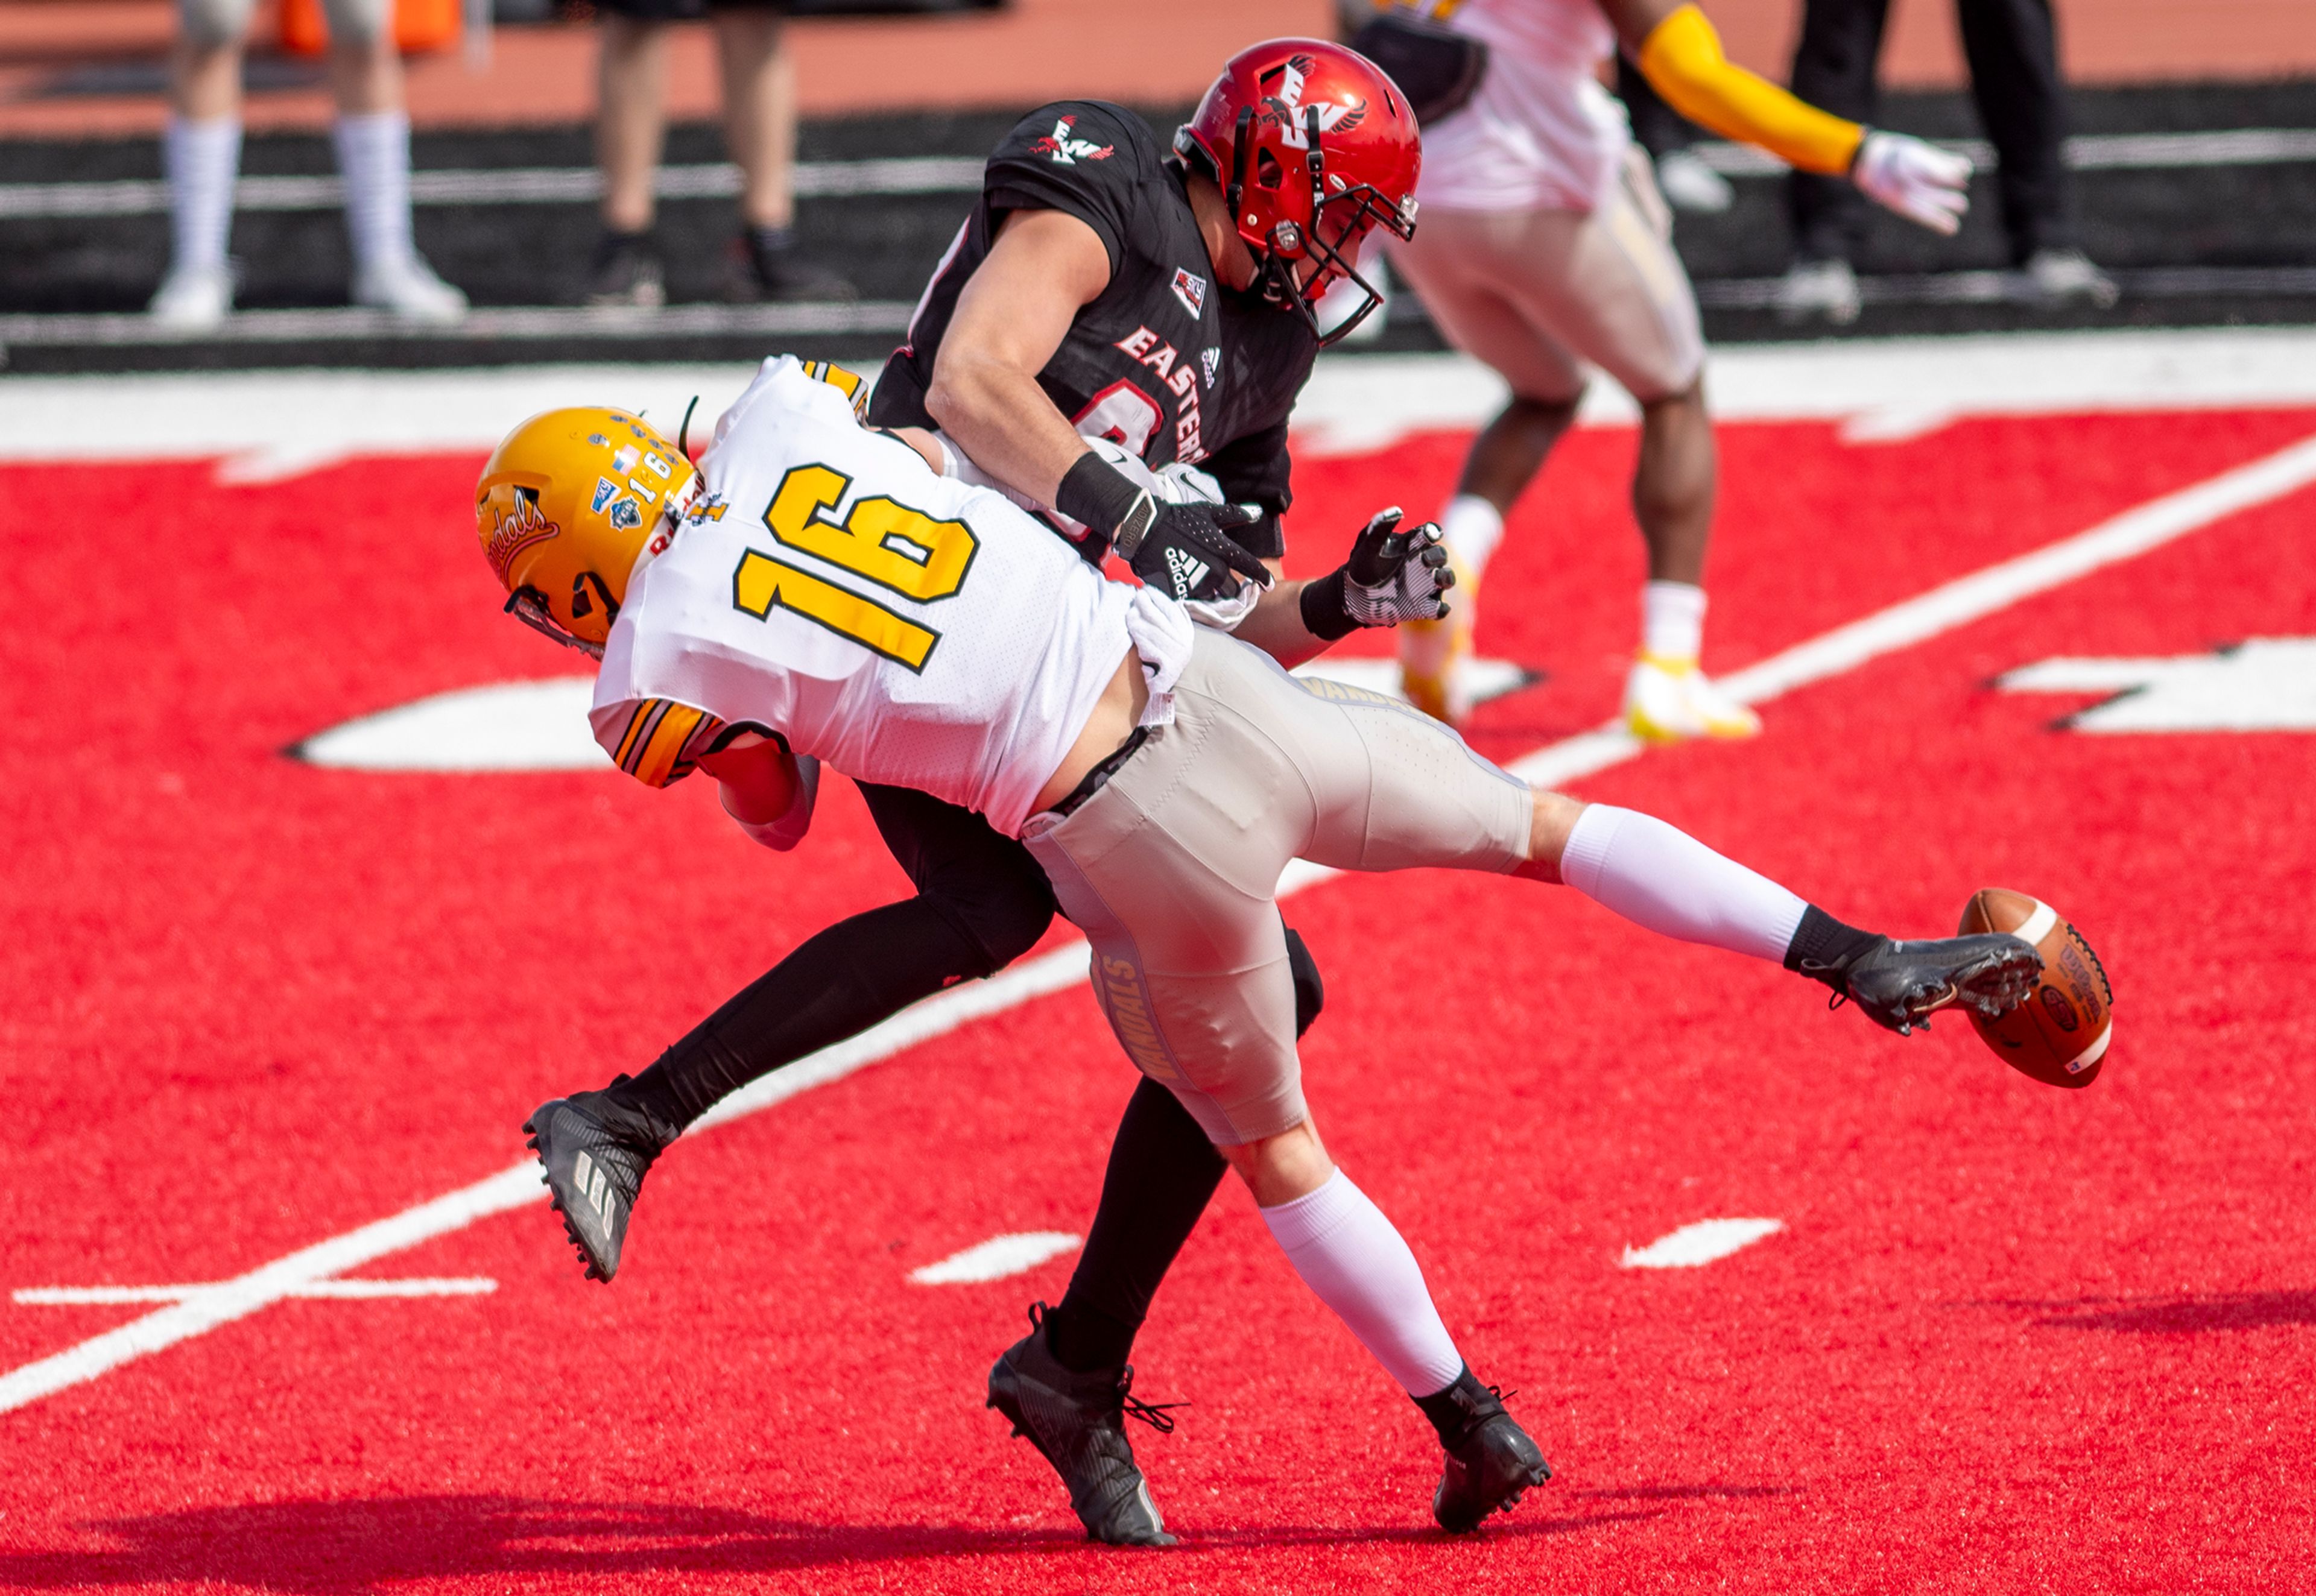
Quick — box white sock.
[163,115,242,275]
[1559,804,1806,964]
[1642,579,1707,663]
[1261,1170,1464,1398]
[1440,494,1505,581]
[333,110,415,272]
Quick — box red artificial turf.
[2,406,2312,1593]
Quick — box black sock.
[1046,1077,1229,1374]
[606,898,989,1133]
[1413,1364,1481,1445]
[1782,904,1883,991]
[744,222,796,256]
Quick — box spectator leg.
[1957,0,2073,261]
[1785,0,1890,264]
[598,14,671,235]
[715,7,794,232]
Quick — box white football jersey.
[1390,0,1630,214]
[590,356,1141,837]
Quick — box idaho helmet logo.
[1258,54,1367,150]
[1172,268,1208,317]
[481,486,560,582]
[1028,115,1113,166]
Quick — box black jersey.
[870,100,1318,559]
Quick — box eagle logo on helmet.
[482,488,560,583]
[1258,55,1367,148]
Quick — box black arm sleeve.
[1198,417,1294,560]
[982,101,1156,279]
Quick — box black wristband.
[1054,452,1146,542]
[1299,569,1358,642]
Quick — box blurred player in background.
[1779,0,2116,322]
[150,0,467,328]
[1351,0,1969,739]
[587,0,853,306]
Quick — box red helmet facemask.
[1174,39,1422,347]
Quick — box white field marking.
[908,1233,1083,1287]
[7,425,2315,1418]
[1288,328,2316,456]
[295,679,603,772]
[1997,638,2316,732]
[1690,127,2316,178]
[1621,1219,1786,1270]
[4,329,2315,484]
[15,1278,496,1305]
[291,661,1536,775]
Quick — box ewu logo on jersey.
[1028,115,1113,166]
[1258,54,1367,150]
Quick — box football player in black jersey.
[522,39,1550,1545]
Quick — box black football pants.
[615,781,1321,1362]
[1786,0,2074,265]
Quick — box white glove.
[1851,131,1972,235]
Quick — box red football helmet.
[1174,37,1421,345]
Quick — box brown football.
[1957,888,2114,1089]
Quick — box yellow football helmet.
[474,407,700,657]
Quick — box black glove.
[1298,508,1455,641]
[1055,450,1274,605]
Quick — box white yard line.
[3,328,2315,483]
[5,426,2314,1421]
[909,1233,1083,1287]
[1621,1219,1786,1270]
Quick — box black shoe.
[585,230,666,308]
[724,228,856,303]
[987,1303,1179,1547]
[1806,933,2043,1036]
[1429,1371,1551,1533]
[523,1079,676,1282]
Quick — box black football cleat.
[523,1079,676,1283]
[987,1304,1179,1547]
[1809,933,2043,1036]
[1429,1371,1551,1533]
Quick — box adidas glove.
[1299,508,1455,642]
[1851,130,1972,235]
[1055,449,1274,606]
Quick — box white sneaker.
[1397,551,1477,727]
[354,253,469,325]
[1655,149,1734,215]
[148,263,235,332]
[2025,248,2119,308]
[1624,654,1762,743]
[1775,257,1861,325]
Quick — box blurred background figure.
[150,0,469,329]
[1779,0,2118,321]
[1357,0,1970,739]
[589,0,853,307]
[1617,57,1733,214]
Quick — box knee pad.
[1284,926,1325,1039]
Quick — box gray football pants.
[1022,629,1533,1147]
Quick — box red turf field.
[5,398,2314,1592]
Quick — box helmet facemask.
[1218,103,1419,347]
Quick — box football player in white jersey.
[478,355,2046,1539]
[1352,0,1970,736]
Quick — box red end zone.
[2,404,2313,1592]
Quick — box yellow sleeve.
[1636,4,1863,177]
[603,696,727,788]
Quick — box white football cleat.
[1776,257,1861,326]
[1397,550,1476,726]
[148,263,235,332]
[1624,653,1762,743]
[1654,148,1734,215]
[355,253,469,325]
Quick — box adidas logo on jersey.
[1163,543,1212,599]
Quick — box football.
[1958,889,2114,1088]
